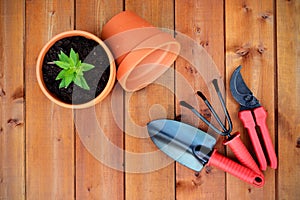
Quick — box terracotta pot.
[117,32,180,92]
[101,11,161,64]
[36,30,116,109]
[101,11,180,92]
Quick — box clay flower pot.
[36,30,116,109]
[101,11,180,92]
[101,11,161,64]
[117,32,180,91]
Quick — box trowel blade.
[147,119,216,171]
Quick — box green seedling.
[54,48,95,90]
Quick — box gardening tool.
[180,79,261,175]
[230,65,277,170]
[147,119,264,187]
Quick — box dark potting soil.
[42,36,111,105]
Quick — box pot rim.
[101,10,154,39]
[117,32,180,92]
[102,27,162,65]
[36,30,116,109]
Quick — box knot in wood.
[257,44,266,54]
[11,87,24,101]
[261,13,270,20]
[184,65,196,74]
[296,137,300,148]
[0,87,6,97]
[49,10,56,16]
[7,118,23,127]
[200,108,211,118]
[205,166,212,174]
[242,4,251,12]
[192,178,202,187]
[200,40,209,47]
[194,26,201,34]
[235,45,250,57]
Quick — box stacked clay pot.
[101,11,180,92]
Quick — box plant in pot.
[36,30,116,109]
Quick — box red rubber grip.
[254,107,277,169]
[239,110,267,171]
[223,132,262,175]
[208,149,265,188]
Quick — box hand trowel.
[147,119,264,187]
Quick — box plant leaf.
[59,79,66,89]
[76,60,82,68]
[65,68,76,76]
[63,74,74,88]
[54,61,70,69]
[74,75,83,88]
[81,63,95,71]
[76,68,84,76]
[70,48,79,66]
[80,76,90,90]
[56,69,66,80]
[54,48,92,90]
[74,75,90,90]
[75,53,80,65]
[58,51,69,63]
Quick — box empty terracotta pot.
[101,11,180,92]
[117,32,180,92]
[101,11,161,64]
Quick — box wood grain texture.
[277,0,300,199]
[75,100,124,200]
[225,0,275,199]
[75,2,124,199]
[75,0,124,36]
[124,1,175,199]
[0,0,298,199]
[25,1,75,199]
[0,1,25,199]
[175,0,225,199]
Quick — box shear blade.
[230,66,260,109]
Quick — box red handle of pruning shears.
[253,107,277,169]
[208,149,264,188]
[239,110,267,171]
[223,132,261,175]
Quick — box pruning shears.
[230,65,277,170]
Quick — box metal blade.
[147,119,216,171]
[230,65,261,109]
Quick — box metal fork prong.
[212,79,233,134]
[179,101,225,136]
[197,91,227,132]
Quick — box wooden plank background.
[175,1,226,199]
[0,0,299,199]
[25,1,75,199]
[0,1,25,199]
[277,0,300,199]
[74,1,124,199]
[124,1,175,200]
[225,1,276,199]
